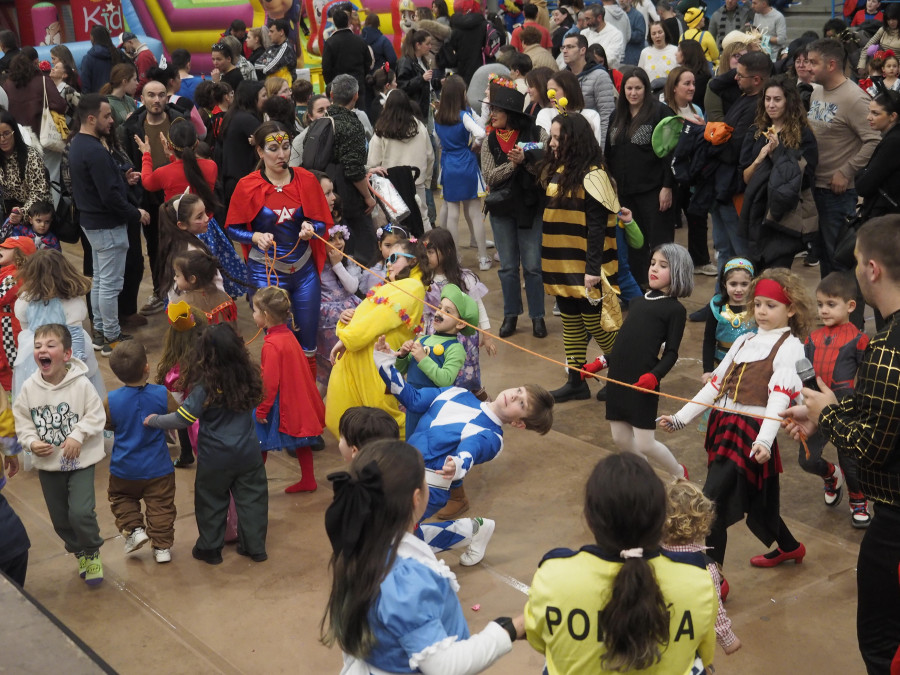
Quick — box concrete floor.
[4,224,866,674]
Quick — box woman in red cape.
[225,121,334,378]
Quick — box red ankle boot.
[285,446,317,493]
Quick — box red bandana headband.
[754,278,791,305]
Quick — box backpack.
[483,21,501,63]
[301,116,336,172]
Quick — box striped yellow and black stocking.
[557,297,618,368]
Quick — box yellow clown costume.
[325,268,426,439]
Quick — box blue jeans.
[82,226,128,340]
[711,200,749,275]
[616,225,642,302]
[813,187,857,276]
[491,212,545,319]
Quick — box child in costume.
[662,479,741,655]
[315,171,363,389]
[422,227,495,396]
[145,323,269,565]
[525,454,717,675]
[252,285,325,493]
[336,406,401,461]
[155,301,208,468]
[375,344,554,564]
[5,201,61,251]
[703,257,756,381]
[322,439,524,674]
[800,272,871,527]
[0,237,36,399]
[358,224,407,296]
[172,249,238,326]
[325,238,430,439]
[396,283,480,437]
[587,243,694,479]
[434,75,489,267]
[660,269,813,572]
[106,341,178,564]
[13,249,103,398]
[13,324,107,585]
[225,122,333,374]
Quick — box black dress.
[605,291,687,429]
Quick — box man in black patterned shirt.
[783,215,900,675]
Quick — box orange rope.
[310,231,810,449]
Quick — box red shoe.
[680,464,689,480]
[750,543,806,568]
[720,577,729,602]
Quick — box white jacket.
[13,358,106,472]
[366,119,435,188]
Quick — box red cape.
[225,168,333,273]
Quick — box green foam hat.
[652,115,685,158]
[440,284,479,336]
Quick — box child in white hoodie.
[13,324,107,586]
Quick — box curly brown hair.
[19,249,92,301]
[751,268,815,340]
[538,112,606,205]
[663,479,715,545]
[752,75,809,150]
[179,322,263,411]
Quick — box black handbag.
[50,180,81,244]
[483,183,515,214]
[833,189,899,269]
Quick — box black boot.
[550,368,591,403]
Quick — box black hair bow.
[325,461,384,558]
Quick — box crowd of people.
[0,0,899,672]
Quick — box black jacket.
[856,124,900,218]
[739,125,818,265]
[396,56,438,122]
[448,13,490,85]
[606,101,675,196]
[122,103,189,169]
[322,29,373,105]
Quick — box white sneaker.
[460,518,495,566]
[552,301,561,316]
[153,547,172,563]
[478,257,492,271]
[694,263,718,276]
[485,239,495,248]
[124,527,149,554]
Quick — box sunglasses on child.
[386,252,415,265]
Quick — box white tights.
[609,421,683,477]
[444,199,486,260]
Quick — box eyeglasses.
[211,42,226,52]
[386,252,416,265]
[0,130,13,140]
[735,73,757,80]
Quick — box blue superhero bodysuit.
[225,168,334,356]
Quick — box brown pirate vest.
[715,332,790,407]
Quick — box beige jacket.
[366,119,435,187]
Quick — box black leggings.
[707,514,799,566]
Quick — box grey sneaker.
[139,295,165,316]
[694,263,719,276]
[124,526,149,554]
[92,331,104,351]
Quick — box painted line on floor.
[481,563,530,595]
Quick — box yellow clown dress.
[324,270,426,440]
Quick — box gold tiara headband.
[265,132,290,144]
